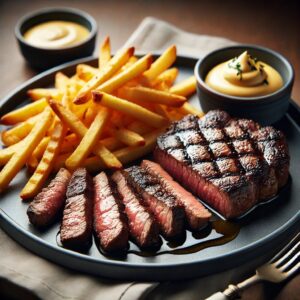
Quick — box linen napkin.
[0,16,262,300]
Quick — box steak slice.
[124,166,185,238]
[27,168,71,227]
[141,160,211,230]
[154,110,290,218]
[94,172,129,252]
[60,168,93,250]
[112,171,161,249]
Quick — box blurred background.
[0,0,299,104]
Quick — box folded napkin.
[1,17,275,300]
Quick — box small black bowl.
[15,7,97,70]
[194,45,294,125]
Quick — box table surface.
[0,1,299,299]
[0,0,299,106]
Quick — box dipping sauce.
[23,21,90,49]
[205,51,283,97]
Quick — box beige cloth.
[0,17,238,300]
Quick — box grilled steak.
[112,171,161,248]
[60,168,93,250]
[124,166,185,238]
[94,172,129,252]
[27,168,71,227]
[141,160,211,230]
[154,110,289,218]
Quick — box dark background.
[0,0,299,105]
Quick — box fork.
[206,232,300,300]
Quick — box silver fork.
[206,232,300,300]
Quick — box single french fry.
[1,98,48,125]
[169,76,197,97]
[95,54,152,94]
[49,100,122,168]
[142,45,176,83]
[99,36,111,69]
[127,121,152,135]
[1,114,41,146]
[179,102,204,117]
[0,108,53,192]
[20,120,66,199]
[0,141,24,166]
[74,47,134,104]
[65,109,109,170]
[76,64,98,81]
[93,92,167,128]
[83,106,97,127]
[152,67,178,88]
[55,72,69,90]
[114,128,145,146]
[27,88,58,101]
[118,86,186,107]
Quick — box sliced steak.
[27,168,71,227]
[154,110,290,218]
[141,160,211,230]
[94,172,129,252]
[60,168,93,250]
[112,171,161,248]
[124,166,185,238]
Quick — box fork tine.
[279,249,300,271]
[285,262,300,277]
[270,233,300,264]
[274,240,300,267]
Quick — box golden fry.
[20,120,66,199]
[115,128,145,146]
[0,108,53,193]
[74,47,134,104]
[49,100,122,168]
[95,54,152,94]
[169,75,197,97]
[66,109,109,170]
[76,64,98,81]
[0,141,23,166]
[27,88,58,101]
[1,98,48,125]
[93,92,167,128]
[179,102,204,117]
[55,72,69,90]
[152,67,178,88]
[99,36,111,69]
[142,45,176,83]
[118,86,186,107]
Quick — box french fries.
[65,109,109,170]
[93,92,167,128]
[74,46,134,104]
[0,108,53,192]
[118,86,186,107]
[0,37,204,196]
[20,120,66,199]
[1,98,48,125]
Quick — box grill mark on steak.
[27,168,71,227]
[111,171,161,249]
[141,160,211,231]
[60,168,93,250]
[154,110,289,218]
[124,166,185,238]
[94,172,129,252]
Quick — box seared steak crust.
[60,168,93,250]
[154,110,289,218]
[27,168,71,227]
[94,172,129,252]
[124,166,185,238]
[112,171,160,248]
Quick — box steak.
[124,166,185,238]
[154,110,290,218]
[27,168,71,227]
[112,171,161,249]
[60,168,93,250]
[94,172,129,252]
[141,160,211,230]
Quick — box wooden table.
[0,0,299,105]
[0,1,299,299]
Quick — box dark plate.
[0,56,299,281]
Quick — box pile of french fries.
[0,37,203,199]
